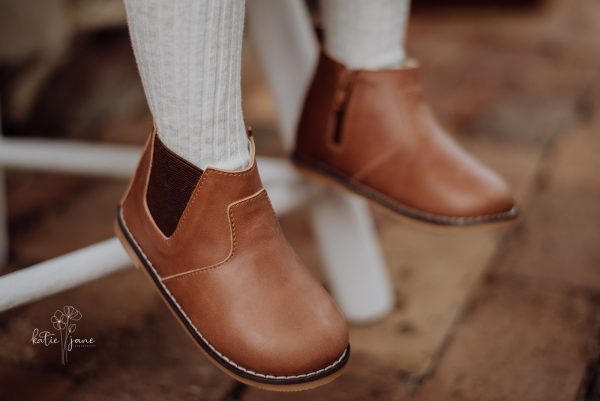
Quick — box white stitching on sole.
[118,208,348,381]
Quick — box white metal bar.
[0,138,305,186]
[247,0,395,323]
[0,109,7,266]
[309,192,394,322]
[246,0,317,149]
[0,169,6,267]
[256,156,304,185]
[0,137,316,208]
[268,183,316,214]
[0,137,140,178]
[0,238,130,312]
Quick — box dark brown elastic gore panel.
[146,136,202,237]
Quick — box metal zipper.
[332,71,357,145]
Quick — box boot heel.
[114,212,144,271]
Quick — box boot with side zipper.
[293,52,519,227]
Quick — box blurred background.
[0,0,599,400]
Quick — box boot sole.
[292,152,520,229]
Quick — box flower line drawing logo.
[51,306,82,365]
[31,305,96,365]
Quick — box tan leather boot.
[294,52,519,227]
[115,128,349,391]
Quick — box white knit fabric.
[321,0,411,70]
[123,0,250,170]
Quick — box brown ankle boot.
[294,52,518,226]
[115,128,349,391]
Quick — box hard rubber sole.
[292,152,520,230]
[114,209,349,392]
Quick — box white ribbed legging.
[123,0,411,170]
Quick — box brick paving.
[1,0,600,400]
